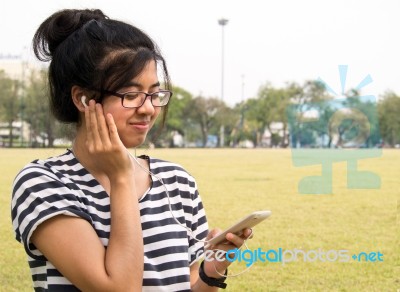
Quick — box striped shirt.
[11,150,208,291]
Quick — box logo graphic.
[287,65,382,194]
[191,247,384,266]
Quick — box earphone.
[81,95,88,108]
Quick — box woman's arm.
[191,228,252,291]
[31,101,143,291]
[190,261,218,292]
[31,192,142,291]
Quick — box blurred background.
[1,2,399,291]
[0,0,399,149]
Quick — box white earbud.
[81,95,88,108]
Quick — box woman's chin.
[122,137,147,149]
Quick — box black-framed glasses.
[100,89,172,108]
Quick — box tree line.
[1,68,399,148]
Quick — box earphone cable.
[130,149,254,278]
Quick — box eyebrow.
[122,81,161,90]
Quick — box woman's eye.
[125,93,140,100]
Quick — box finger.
[85,100,97,148]
[105,113,123,147]
[204,229,222,250]
[88,100,102,146]
[84,101,91,138]
[248,231,254,240]
[243,228,253,239]
[206,228,222,241]
[95,104,111,147]
[225,232,246,248]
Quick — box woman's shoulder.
[149,156,185,170]
[14,150,77,181]
[144,156,195,180]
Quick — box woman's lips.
[129,121,150,131]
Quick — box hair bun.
[33,9,107,61]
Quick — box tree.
[287,80,334,148]
[24,68,59,147]
[378,92,400,147]
[214,101,238,147]
[148,85,195,147]
[336,94,381,148]
[244,97,268,147]
[0,70,20,147]
[246,82,301,147]
[185,96,229,147]
[230,102,249,147]
[164,86,193,146]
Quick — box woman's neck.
[71,128,101,175]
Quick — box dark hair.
[32,9,171,129]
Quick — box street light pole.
[218,18,228,147]
[20,46,28,147]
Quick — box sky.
[1,0,399,106]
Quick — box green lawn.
[1,148,399,291]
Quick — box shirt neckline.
[66,149,153,202]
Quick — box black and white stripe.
[11,150,208,291]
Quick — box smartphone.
[206,210,271,247]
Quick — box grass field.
[1,148,399,291]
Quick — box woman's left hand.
[202,228,253,278]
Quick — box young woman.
[11,9,251,291]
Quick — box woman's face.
[101,60,162,148]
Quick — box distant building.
[0,53,42,80]
[261,122,289,147]
[171,131,184,147]
[0,54,44,147]
[0,121,31,147]
[0,55,24,78]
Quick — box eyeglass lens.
[123,91,170,108]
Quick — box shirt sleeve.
[187,180,209,265]
[11,162,92,260]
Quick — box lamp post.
[218,18,228,147]
[20,46,28,147]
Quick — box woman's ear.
[71,86,87,112]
